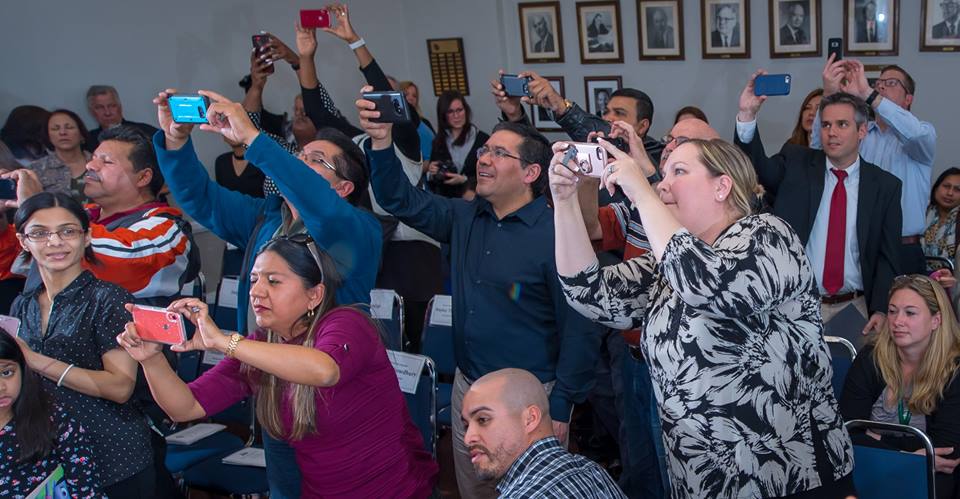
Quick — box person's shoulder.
[144,204,186,220]
[860,160,901,187]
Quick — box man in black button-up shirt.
[358,97,602,499]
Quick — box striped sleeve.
[88,208,191,298]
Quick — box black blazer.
[711,29,740,47]
[839,345,960,499]
[735,127,902,314]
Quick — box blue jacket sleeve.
[244,133,381,301]
[153,132,265,249]
[366,144,456,243]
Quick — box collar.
[826,156,861,178]
[88,201,167,225]
[477,195,549,227]
[22,270,95,299]
[497,437,563,491]
[273,201,307,239]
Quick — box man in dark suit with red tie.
[855,1,884,43]
[733,70,902,336]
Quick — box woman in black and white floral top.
[550,138,855,498]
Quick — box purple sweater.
[189,308,438,497]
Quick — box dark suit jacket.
[933,20,960,39]
[735,127,902,314]
[534,32,555,52]
[649,26,675,48]
[711,29,740,47]
[855,21,884,43]
[779,24,807,45]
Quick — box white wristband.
[57,364,75,387]
[348,38,366,50]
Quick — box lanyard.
[897,398,912,425]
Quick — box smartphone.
[300,9,330,29]
[592,121,629,153]
[168,95,211,124]
[561,142,608,178]
[828,38,843,61]
[500,74,531,97]
[0,315,20,337]
[131,305,187,345]
[754,74,792,96]
[362,91,412,123]
[0,179,15,200]
[251,33,275,74]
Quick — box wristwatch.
[865,90,880,106]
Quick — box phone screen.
[0,179,15,200]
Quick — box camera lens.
[198,106,205,118]
[393,98,403,115]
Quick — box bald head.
[662,118,719,163]
[471,368,550,417]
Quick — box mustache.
[84,171,101,182]
[468,445,489,455]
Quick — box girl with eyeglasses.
[117,236,438,498]
[840,274,960,498]
[427,90,489,199]
[10,191,154,497]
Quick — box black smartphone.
[754,74,791,96]
[828,38,843,61]
[500,74,532,97]
[362,91,412,124]
[168,95,211,124]
[252,32,275,74]
[593,121,629,153]
[0,179,15,200]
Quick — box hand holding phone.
[362,91,412,123]
[252,33,275,74]
[131,305,187,345]
[500,74,532,98]
[0,179,16,200]
[828,38,843,62]
[168,95,211,124]
[560,142,608,178]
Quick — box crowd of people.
[0,3,958,498]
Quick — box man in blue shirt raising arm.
[813,57,936,275]
[356,86,602,499]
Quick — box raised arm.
[734,71,788,195]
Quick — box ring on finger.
[607,164,616,174]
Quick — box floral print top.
[0,404,102,498]
[559,213,854,498]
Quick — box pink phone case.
[131,306,186,345]
[0,314,20,337]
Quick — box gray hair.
[819,92,870,127]
[86,85,119,107]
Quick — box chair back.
[371,289,405,351]
[212,277,240,332]
[389,350,438,457]
[845,419,936,499]
[824,335,856,399]
[421,295,455,377]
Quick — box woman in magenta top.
[117,235,438,498]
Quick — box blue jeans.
[619,346,666,498]
[263,430,301,499]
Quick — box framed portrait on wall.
[769,0,821,57]
[843,0,899,55]
[519,2,565,63]
[638,0,685,60]
[920,0,960,52]
[576,1,624,63]
[530,77,565,131]
[584,76,623,117]
[701,0,751,58]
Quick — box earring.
[307,308,316,319]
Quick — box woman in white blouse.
[551,138,855,498]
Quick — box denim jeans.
[263,430,301,499]
[619,346,666,499]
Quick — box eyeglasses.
[446,107,466,116]
[660,135,691,147]
[476,145,528,163]
[23,227,84,243]
[271,233,325,284]
[892,274,936,290]
[873,78,905,90]
[298,150,341,178]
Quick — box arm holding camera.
[241,49,273,114]
[0,168,44,209]
[810,54,847,150]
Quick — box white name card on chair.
[387,350,426,395]
[221,447,266,467]
[217,277,239,309]
[370,289,395,320]
[429,295,453,326]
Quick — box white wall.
[1,0,956,173]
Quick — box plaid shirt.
[496,437,626,499]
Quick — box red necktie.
[823,169,848,295]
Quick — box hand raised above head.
[355,85,393,148]
[321,3,360,44]
[153,88,194,147]
[737,69,769,122]
[196,90,260,146]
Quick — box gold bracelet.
[225,333,244,358]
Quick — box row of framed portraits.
[519,0,959,63]
[529,76,623,131]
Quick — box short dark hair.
[0,333,56,463]
[673,105,709,124]
[312,127,367,206]
[611,88,655,127]
[98,125,164,197]
[880,64,916,95]
[491,121,551,197]
[0,105,51,159]
[819,92,870,128]
[44,109,91,151]
[14,192,98,265]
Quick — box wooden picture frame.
[701,0,751,59]
[638,0,685,60]
[769,0,822,58]
[519,2,565,63]
[843,0,899,56]
[583,76,623,117]
[530,77,565,131]
[920,0,960,52]
[576,1,625,63]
